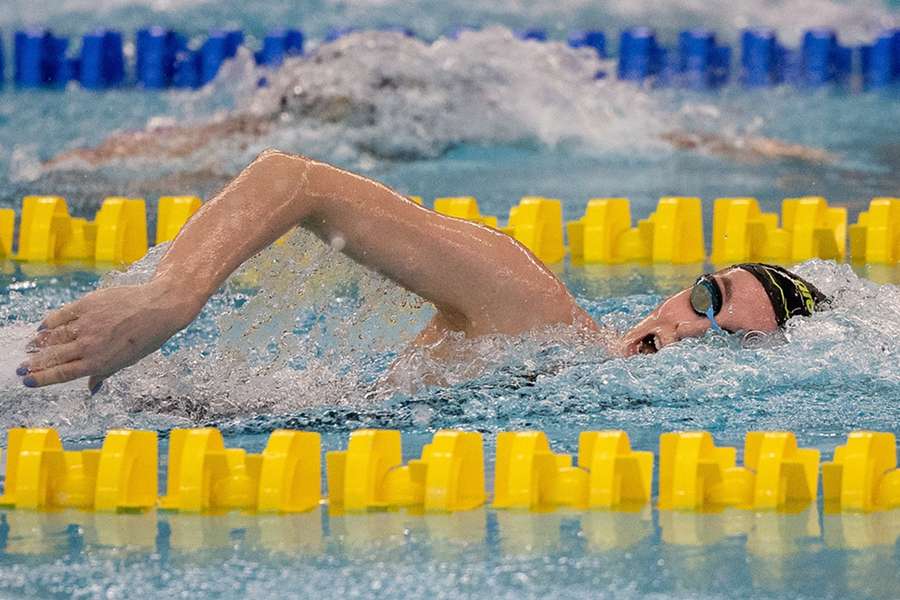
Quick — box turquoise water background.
[1,0,900,598]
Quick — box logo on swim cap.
[794,280,816,314]
[734,262,827,327]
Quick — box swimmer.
[18,149,827,393]
[41,32,835,170]
[45,116,834,168]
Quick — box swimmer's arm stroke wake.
[23,150,595,390]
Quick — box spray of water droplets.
[1,241,898,442]
[38,28,801,179]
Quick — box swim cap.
[735,263,827,328]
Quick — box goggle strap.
[705,306,723,333]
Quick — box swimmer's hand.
[20,278,201,392]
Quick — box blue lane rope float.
[1,25,898,92]
[136,26,179,89]
[678,29,731,89]
[567,30,607,58]
[862,29,900,88]
[14,29,72,88]
[79,30,125,90]
[801,28,852,87]
[741,28,784,87]
[618,27,664,82]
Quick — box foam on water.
[249,30,675,161]
[36,27,852,182]
[32,29,676,177]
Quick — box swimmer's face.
[620,267,779,356]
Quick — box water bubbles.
[329,234,346,252]
[39,28,678,175]
[248,27,655,162]
[99,243,170,288]
[410,403,434,426]
[9,145,42,182]
[740,329,785,350]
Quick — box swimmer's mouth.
[636,333,661,355]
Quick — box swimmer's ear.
[88,376,104,396]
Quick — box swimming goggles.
[689,274,724,332]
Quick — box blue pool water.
[2,0,900,598]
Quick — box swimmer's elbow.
[254,147,306,167]
[251,148,312,181]
[255,147,292,162]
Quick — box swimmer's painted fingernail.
[37,323,47,332]
[15,366,29,377]
[22,376,37,388]
[90,382,103,396]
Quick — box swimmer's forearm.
[152,149,581,333]
[152,150,318,314]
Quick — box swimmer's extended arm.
[24,149,591,389]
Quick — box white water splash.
[26,26,894,183]
[160,29,675,173]
[2,247,899,441]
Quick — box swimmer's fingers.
[39,303,80,331]
[21,342,84,374]
[22,359,90,388]
[26,324,79,351]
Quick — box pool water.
[2,0,900,598]
[0,501,897,599]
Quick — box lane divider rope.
[1,194,896,266]
[4,26,899,91]
[1,427,897,515]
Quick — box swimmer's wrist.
[147,273,209,329]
